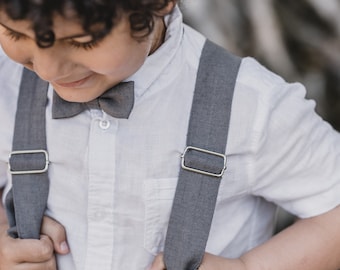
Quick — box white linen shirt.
[1,7,340,270]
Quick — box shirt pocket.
[143,177,177,255]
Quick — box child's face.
[0,10,165,102]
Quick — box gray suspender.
[6,40,241,269]
[6,69,50,239]
[164,40,241,269]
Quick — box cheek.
[88,41,151,76]
[0,39,32,65]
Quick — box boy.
[0,0,340,269]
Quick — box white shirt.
[1,7,340,270]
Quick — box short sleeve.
[246,63,340,218]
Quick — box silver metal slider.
[181,146,227,177]
[8,149,49,175]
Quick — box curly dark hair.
[0,0,175,48]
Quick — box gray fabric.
[164,40,241,270]
[6,68,49,239]
[52,81,135,119]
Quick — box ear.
[156,0,177,16]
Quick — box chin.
[54,86,100,103]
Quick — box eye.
[3,28,27,41]
[67,35,101,50]
[68,39,100,50]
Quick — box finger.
[149,253,166,270]
[2,234,54,263]
[15,255,56,270]
[41,216,69,254]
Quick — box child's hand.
[148,252,246,270]
[0,216,69,270]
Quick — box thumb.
[41,216,69,255]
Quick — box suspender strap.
[6,68,50,239]
[164,40,241,270]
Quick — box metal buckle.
[181,146,227,177]
[8,150,49,175]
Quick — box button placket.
[85,113,118,270]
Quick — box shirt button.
[99,120,110,130]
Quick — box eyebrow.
[0,22,92,41]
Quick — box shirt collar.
[126,5,184,98]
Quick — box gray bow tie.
[52,81,134,119]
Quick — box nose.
[31,46,70,82]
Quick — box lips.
[54,74,92,88]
